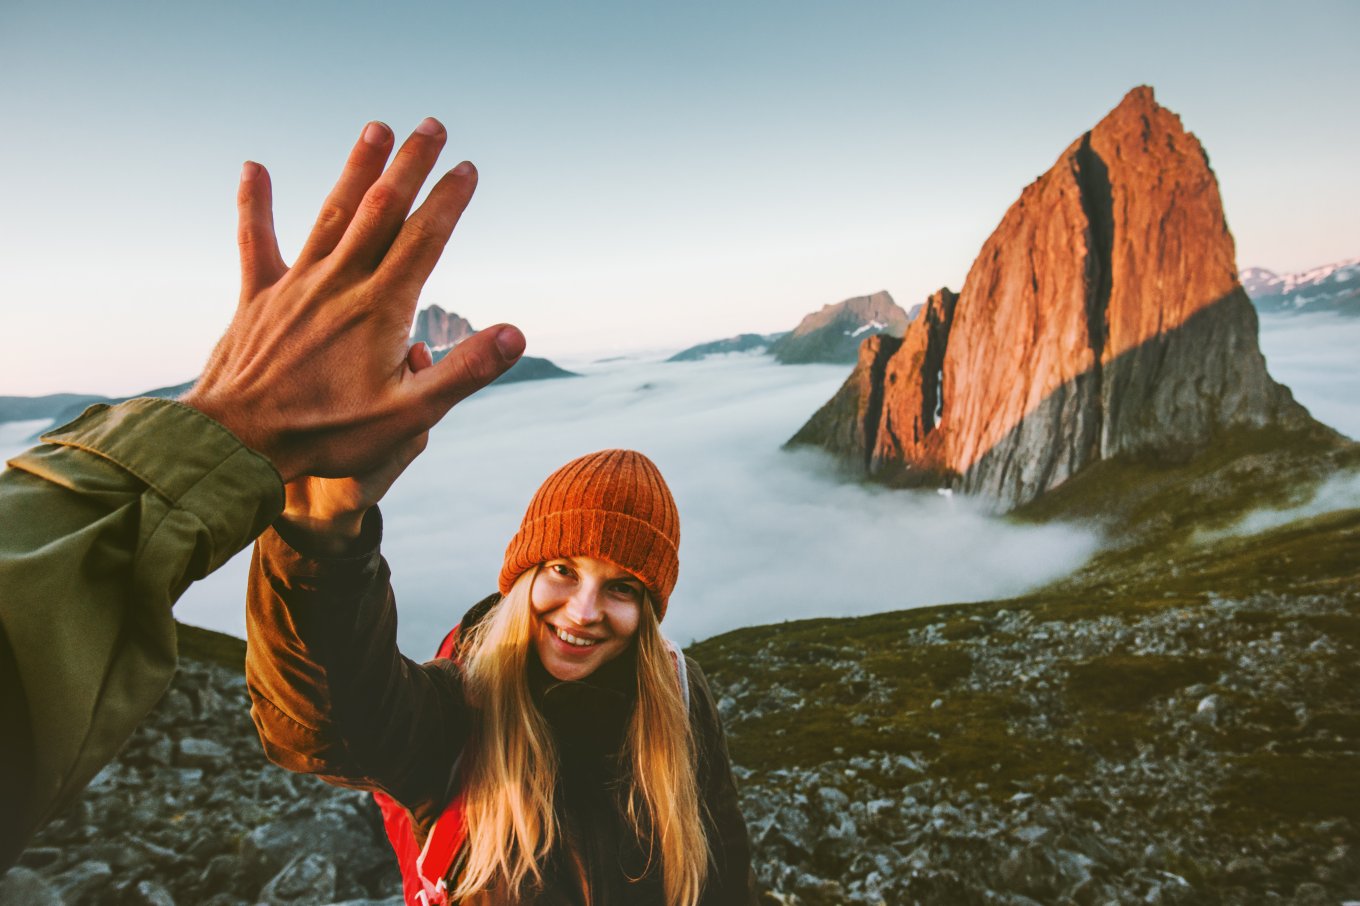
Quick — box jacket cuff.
[41,397,285,566]
[271,507,385,568]
[259,507,385,583]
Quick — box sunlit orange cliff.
[789,86,1311,509]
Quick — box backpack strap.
[374,623,464,906]
[664,637,690,710]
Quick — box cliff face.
[791,87,1309,508]
[770,290,911,364]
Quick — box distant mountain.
[667,332,787,362]
[425,345,576,385]
[669,291,909,365]
[2,306,573,431]
[492,355,578,385]
[0,393,108,425]
[411,304,476,351]
[789,86,1316,510]
[1241,258,1360,316]
[412,305,578,385]
[38,381,196,436]
[769,291,911,364]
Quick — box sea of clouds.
[173,354,1101,653]
[4,312,1356,654]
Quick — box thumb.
[406,324,525,426]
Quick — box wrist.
[277,508,368,557]
[180,387,301,480]
[280,506,366,538]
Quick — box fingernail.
[363,121,390,145]
[416,117,444,136]
[452,160,475,177]
[241,161,261,181]
[495,326,526,362]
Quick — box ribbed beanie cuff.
[499,450,680,620]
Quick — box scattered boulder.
[259,853,338,906]
[0,866,61,906]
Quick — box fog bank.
[171,355,1098,653]
[6,310,1351,654]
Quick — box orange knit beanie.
[499,449,681,620]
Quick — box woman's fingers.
[236,162,287,296]
[295,121,395,266]
[407,341,434,372]
[332,117,449,272]
[377,161,478,294]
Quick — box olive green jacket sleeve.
[0,398,283,868]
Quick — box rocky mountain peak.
[790,88,1311,509]
[771,291,912,364]
[411,305,475,351]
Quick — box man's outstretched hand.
[181,118,524,483]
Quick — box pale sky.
[2,0,1357,397]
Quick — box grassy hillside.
[691,426,1360,902]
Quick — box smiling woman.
[531,558,644,681]
[244,448,757,905]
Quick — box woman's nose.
[564,586,602,624]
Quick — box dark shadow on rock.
[792,289,1322,511]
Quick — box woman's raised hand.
[181,118,524,484]
[278,342,437,546]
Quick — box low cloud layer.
[6,311,1351,655]
[169,355,1098,652]
[1258,312,1360,441]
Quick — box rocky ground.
[695,506,1360,905]
[715,592,1359,905]
[4,503,1358,905]
[1,652,403,906]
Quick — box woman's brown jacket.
[244,511,759,905]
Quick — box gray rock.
[0,867,61,906]
[1292,882,1333,906]
[1052,848,1095,886]
[199,895,247,906]
[51,860,113,904]
[241,812,388,893]
[173,767,205,786]
[145,735,174,767]
[1192,693,1221,726]
[196,853,246,898]
[158,688,194,724]
[260,853,338,905]
[130,880,177,906]
[177,738,230,768]
[1014,824,1053,845]
[1226,855,1268,884]
[14,847,60,869]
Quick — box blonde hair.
[453,567,710,905]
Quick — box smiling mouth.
[554,627,600,648]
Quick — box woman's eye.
[611,583,643,601]
[549,563,574,579]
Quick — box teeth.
[555,628,598,647]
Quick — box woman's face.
[531,556,644,682]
